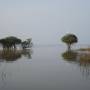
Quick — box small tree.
[61,34,78,51]
[21,38,32,49]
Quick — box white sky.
[0,0,90,45]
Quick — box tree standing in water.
[61,34,78,51]
[0,36,21,49]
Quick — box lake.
[0,46,90,90]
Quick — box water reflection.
[0,49,33,62]
[62,51,77,62]
[21,49,33,59]
[62,50,90,78]
[0,49,33,89]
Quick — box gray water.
[0,46,90,90]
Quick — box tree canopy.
[21,38,32,49]
[0,36,22,49]
[61,34,78,50]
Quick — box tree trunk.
[14,44,16,49]
[67,44,71,51]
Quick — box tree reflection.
[21,49,33,59]
[62,51,90,78]
[0,48,33,89]
[62,51,77,62]
[0,49,33,62]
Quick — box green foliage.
[62,34,78,44]
[21,38,33,49]
[61,34,78,50]
[0,36,22,49]
[6,36,21,44]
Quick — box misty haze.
[0,0,90,90]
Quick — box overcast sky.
[0,0,90,45]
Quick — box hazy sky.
[0,0,90,45]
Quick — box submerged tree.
[61,34,78,51]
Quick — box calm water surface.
[0,46,90,90]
